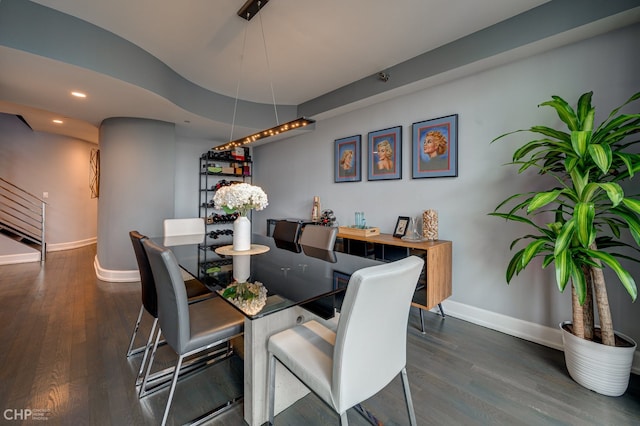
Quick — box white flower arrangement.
[213,183,268,216]
[221,281,268,316]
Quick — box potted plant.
[490,90,640,396]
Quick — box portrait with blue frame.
[367,126,402,181]
[412,114,458,178]
[334,135,361,183]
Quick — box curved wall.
[96,117,175,276]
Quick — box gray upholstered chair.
[298,225,338,250]
[272,220,301,244]
[141,238,244,426]
[267,256,423,425]
[126,231,213,389]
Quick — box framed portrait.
[393,216,410,238]
[412,114,458,178]
[367,126,401,181]
[334,135,361,183]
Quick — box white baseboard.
[93,255,139,282]
[0,237,97,265]
[47,237,97,252]
[436,299,639,375]
[0,252,41,265]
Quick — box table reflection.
[156,234,381,319]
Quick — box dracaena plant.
[490,91,640,346]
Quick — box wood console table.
[336,232,452,331]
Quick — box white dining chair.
[163,217,205,236]
[163,218,205,280]
[267,256,423,425]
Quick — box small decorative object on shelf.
[311,196,321,222]
[231,146,246,161]
[213,183,268,251]
[402,216,424,241]
[221,281,267,316]
[354,211,366,228]
[338,225,380,237]
[422,209,438,240]
[319,209,336,226]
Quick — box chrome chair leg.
[139,326,162,398]
[135,318,158,385]
[400,368,417,426]
[126,305,145,357]
[161,354,184,426]
[138,340,236,398]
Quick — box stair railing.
[0,177,46,261]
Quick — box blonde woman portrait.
[412,115,457,178]
[339,149,354,177]
[368,126,401,180]
[419,128,449,172]
[376,139,394,171]
[335,135,362,182]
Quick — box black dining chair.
[141,238,245,426]
[272,220,302,244]
[126,231,213,388]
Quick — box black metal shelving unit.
[198,148,252,285]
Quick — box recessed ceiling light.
[53,119,64,124]
[71,91,87,98]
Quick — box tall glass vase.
[233,215,251,251]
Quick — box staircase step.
[0,227,42,251]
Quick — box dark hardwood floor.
[1,244,638,425]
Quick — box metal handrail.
[0,177,46,261]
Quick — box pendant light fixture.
[213,0,315,151]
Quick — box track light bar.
[237,0,270,21]
[213,117,315,151]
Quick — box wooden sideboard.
[336,232,452,312]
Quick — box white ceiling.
[2,0,637,145]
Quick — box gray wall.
[252,23,640,346]
[0,113,216,268]
[0,113,97,250]
[96,117,217,272]
[97,118,176,271]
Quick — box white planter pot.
[560,321,636,397]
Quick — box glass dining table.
[152,233,382,426]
